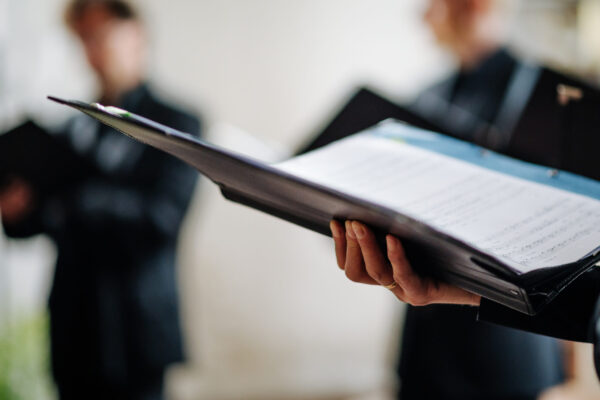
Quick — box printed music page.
[275,134,600,273]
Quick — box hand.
[330,219,481,306]
[538,381,600,400]
[0,177,34,225]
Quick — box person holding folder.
[325,7,600,393]
[393,1,565,399]
[294,0,569,397]
[0,1,200,399]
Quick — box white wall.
[144,0,450,149]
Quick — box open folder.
[48,96,600,316]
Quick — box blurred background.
[2,0,600,399]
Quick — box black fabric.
[478,268,600,380]
[3,84,200,398]
[478,267,600,343]
[0,120,93,195]
[398,50,565,400]
[55,367,164,400]
[295,87,450,155]
[474,74,600,382]
[504,68,600,179]
[399,305,564,400]
[410,49,517,144]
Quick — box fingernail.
[352,221,365,239]
[386,235,397,251]
[330,221,342,238]
[345,221,356,239]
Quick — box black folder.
[296,87,449,154]
[507,67,600,181]
[0,120,93,195]
[48,96,600,316]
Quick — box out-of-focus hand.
[0,178,34,225]
[538,381,600,400]
[330,219,481,306]
[538,341,600,400]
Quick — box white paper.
[275,134,600,273]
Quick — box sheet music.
[275,134,600,273]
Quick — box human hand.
[538,381,600,400]
[0,177,34,225]
[329,219,481,306]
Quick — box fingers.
[329,219,378,284]
[386,235,420,290]
[351,221,395,287]
[386,235,480,306]
[387,234,450,305]
[344,221,378,284]
[329,219,480,306]
[330,220,346,269]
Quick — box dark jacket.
[411,49,519,145]
[479,268,600,379]
[475,85,600,380]
[399,50,565,400]
[3,84,200,388]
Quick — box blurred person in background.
[411,0,519,141]
[0,0,200,399]
[298,0,569,398]
[398,0,567,399]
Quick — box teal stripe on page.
[371,121,600,201]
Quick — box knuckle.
[367,268,386,283]
[392,270,406,284]
[394,292,408,304]
[345,268,363,283]
[406,292,429,307]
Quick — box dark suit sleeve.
[67,112,201,251]
[478,267,600,343]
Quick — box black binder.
[48,96,600,316]
[0,120,93,195]
[507,67,600,181]
[296,87,449,154]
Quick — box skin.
[330,220,481,306]
[424,0,506,70]
[0,178,34,225]
[71,4,146,104]
[0,5,146,223]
